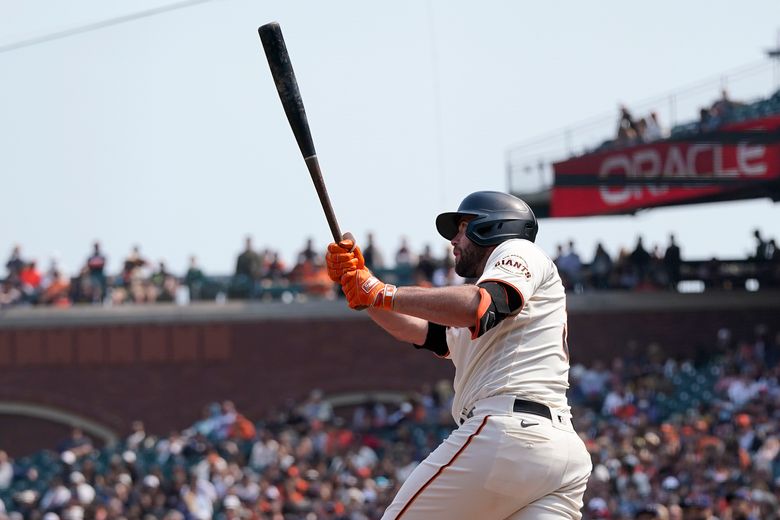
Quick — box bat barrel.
[259,22,317,158]
[259,22,342,243]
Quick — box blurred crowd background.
[1,325,778,520]
[2,226,778,309]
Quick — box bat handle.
[304,156,342,242]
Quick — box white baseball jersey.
[382,238,591,519]
[448,238,570,423]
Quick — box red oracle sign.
[550,115,780,217]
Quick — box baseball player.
[326,191,592,519]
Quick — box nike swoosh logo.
[521,419,539,428]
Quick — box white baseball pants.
[381,395,592,520]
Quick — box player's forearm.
[366,307,428,344]
[392,285,481,328]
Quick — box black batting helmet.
[436,191,538,246]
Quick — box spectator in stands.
[0,451,12,490]
[4,245,24,279]
[616,104,642,147]
[69,264,96,305]
[289,240,333,298]
[125,420,147,451]
[394,237,414,285]
[263,251,286,283]
[681,495,717,520]
[698,107,714,133]
[643,112,664,142]
[753,229,773,262]
[431,246,461,287]
[181,471,217,519]
[296,237,320,266]
[39,269,71,306]
[618,105,639,136]
[645,244,668,289]
[554,243,564,263]
[578,360,611,408]
[394,237,412,268]
[85,241,107,302]
[414,244,438,285]
[152,261,178,303]
[214,400,239,441]
[362,232,384,272]
[698,256,722,290]
[768,238,780,288]
[0,278,22,307]
[122,245,148,283]
[617,125,639,148]
[751,229,777,286]
[711,88,737,124]
[18,260,42,303]
[630,236,652,283]
[69,266,95,305]
[57,427,93,459]
[185,256,206,301]
[635,117,648,143]
[664,234,682,289]
[554,244,570,288]
[558,240,584,292]
[39,475,71,511]
[300,389,334,423]
[591,243,613,289]
[120,245,152,303]
[234,236,262,298]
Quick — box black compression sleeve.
[413,322,448,357]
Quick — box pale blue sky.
[2,0,779,275]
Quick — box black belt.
[460,398,552,424]
[513,399,552,420]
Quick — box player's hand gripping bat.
[258,22,344,244]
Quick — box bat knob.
[341,232,357,251]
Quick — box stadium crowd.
[605,87,780,151]
[2,228,778,309]
[609,88,744,150]
[0,326,778,520]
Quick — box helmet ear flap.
[465,218,494,247]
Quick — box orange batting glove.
[340,268,397,310]
[326,236,364,282]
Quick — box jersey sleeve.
[477,240,548,310]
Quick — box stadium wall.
[1,291,778,455]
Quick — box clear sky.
[2,0,780,275]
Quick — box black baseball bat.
[258,22,343,243]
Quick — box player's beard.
[454,241,487,278]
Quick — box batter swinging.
[325,191,592,519]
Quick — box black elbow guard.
[414,322,449,357]
[471,281,524,339]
